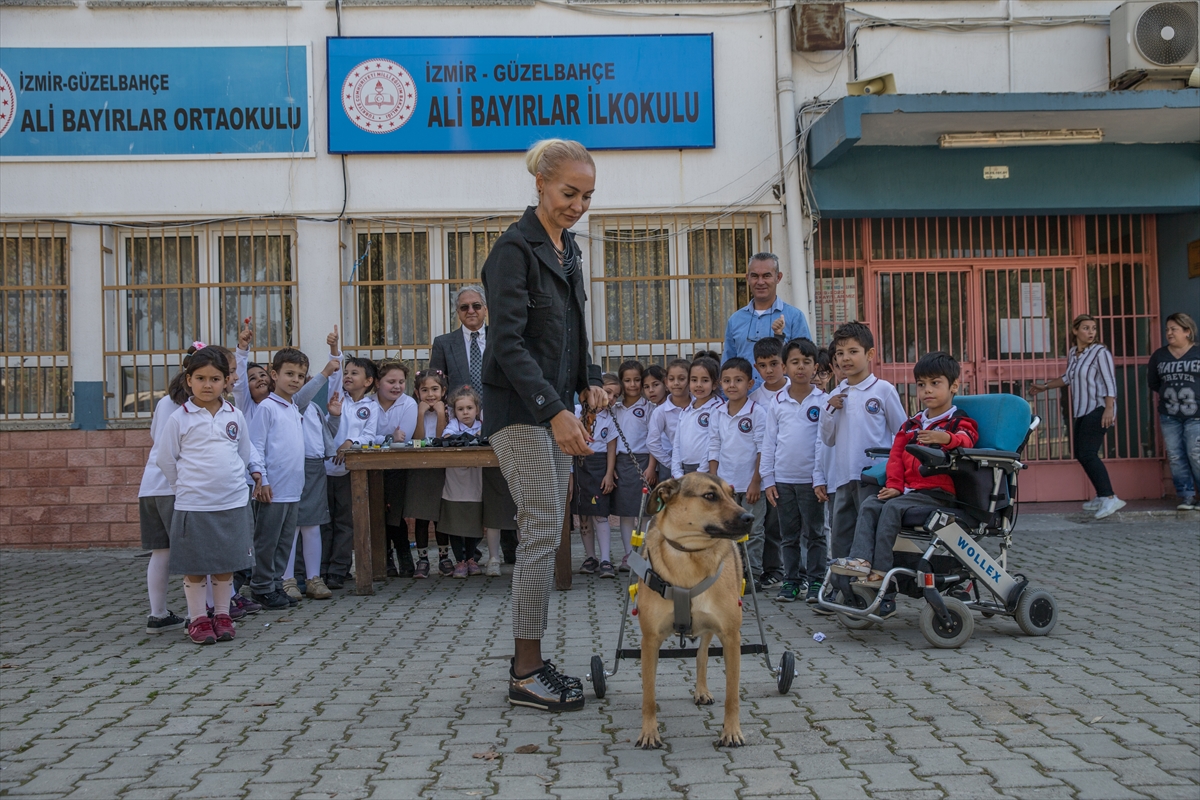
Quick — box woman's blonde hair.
[525,138,594,179]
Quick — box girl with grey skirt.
[157,347,266,646]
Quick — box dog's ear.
[723,480,738,500]
[648,479,679,514]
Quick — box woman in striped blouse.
[1030,314,1125,519]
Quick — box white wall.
[793,1,1121,100]
[0,2,783,220]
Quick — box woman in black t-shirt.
[1148,312,1200,510]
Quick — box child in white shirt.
[647,359,690,484]
[438,386,500,578]
[375,360,419,578]
[761,338,827,604]
[610,360,655,572]
[819,322,907,562]
[671,356,724,479]
[574,382,618,578]
[708,357,768,583]
[749,337,790,588]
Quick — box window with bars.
[103,221,298,419]
[342,218,516,366]
[1,225,71,420]
[589,212,767,373]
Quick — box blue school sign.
[0,46,313,159]
[327,35,715,153]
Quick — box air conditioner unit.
[1110,1,1199,82]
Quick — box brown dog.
[634,473,754,749]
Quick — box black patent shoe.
[508,660,584,711]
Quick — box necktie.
[469,331,482,395]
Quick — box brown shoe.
[305,576,333,600]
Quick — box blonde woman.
[480,139,609,712]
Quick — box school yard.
[1,510,1197,800]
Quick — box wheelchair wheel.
[777,651,795,695]
[590,655,607,699]
[836,584,877,630]
[1015,588,1058,636]
[919,597,974,649]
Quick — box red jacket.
[885,409,979,495]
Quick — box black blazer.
[480,206,601,436]
[429,325,485,393]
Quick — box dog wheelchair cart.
[817,393,1060,649]
[586,488,798,699]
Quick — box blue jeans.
[1161,416,1200,502]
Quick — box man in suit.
[430,285,519,564]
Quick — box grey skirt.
[169,505,255,576]
[612,452,650,517]
[404,468,445,521]
[437,499,483,537]
[573,452,612,517]
[297,458,330,527]
[139,495,175,550]
[481,467,517,529]
[383,469,407,526]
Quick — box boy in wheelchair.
[829,351,979,618]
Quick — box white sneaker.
[485,558,502,577]
[1094,496,1126,520]
[1178,500,1197,511]
[1082,497,1102,512]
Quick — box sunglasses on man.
[458,302,484,312]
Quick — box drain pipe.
[775,0,811,320]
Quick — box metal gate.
[814,215,1162,501]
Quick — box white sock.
[485,528,501,562]
[619,517,636,556]
[580,517,595,559]
[205,576,214,609]
[183,577,207,621]
[283,530,298,581]
[211,575,233,617]
[147,549,170,618]
[594,517,612,563]
[300,525,323,580]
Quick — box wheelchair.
[816,393,1060,649]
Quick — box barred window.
[589,212,768,372]
[343,217,517,366]
[103,220,298,419]
[1,225,71,420]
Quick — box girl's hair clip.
[192,341,207,350]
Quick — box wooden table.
[342,446,573,595]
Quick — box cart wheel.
[777,651,795,695]
[919,597,974,649]
[590,655,607,699]
[836,584,876,630]
[1015,588,1058,636]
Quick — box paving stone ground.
[1,512,1198,799]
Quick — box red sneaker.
[188,616,216,645]
[212,614,236,642]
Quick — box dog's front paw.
[717,727,744,748]
[694,689,714,706]
[636,728,664,749]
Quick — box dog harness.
[626,550,726,636]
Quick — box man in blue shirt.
[722,253,812,388]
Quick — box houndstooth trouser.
[490,423,572,641]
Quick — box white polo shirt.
[749,378,790,408]
[760,386,827,489]
[708,399,767,493]
[302,404,327,460]
[326,385,381,477]
[157,399,265,512]
[138,394,183,498]
[647,397,688,466]
[818,374,908,492]
[588,409,615,454]
[611,396,654,454]
[671,396,724,478]
[378,394,419,444]
[250,392,305,503]
[233,347,262,424]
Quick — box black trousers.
[414,519,449,550]
[449,535,480,562]
[321,473,354,579]
[1073,407,1114,497]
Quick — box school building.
[1,1,1197,547]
